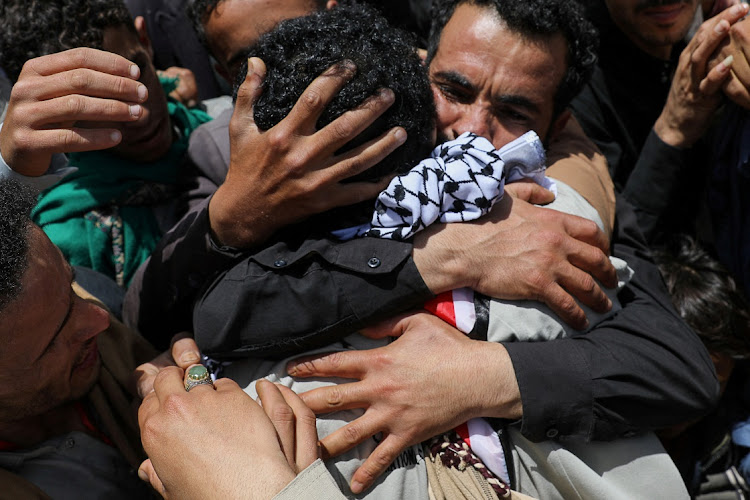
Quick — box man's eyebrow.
[431,70,477,92]
[492,94,540,114]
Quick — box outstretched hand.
[0,48,147,176]
[655,3,749,147]
[413,183,616,330]
[138,372,319,500]
[209,56,408,248]
[288,311,521,494]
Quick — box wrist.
[412,225,472,294]
[208,184,273,249]
[471,342,523,420]
[653,115,691,149]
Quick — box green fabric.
[32,92,211,286]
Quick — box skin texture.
[605,0,700,60]
[0,48,147,176]
[138,372,318,500]
[653,3,749,147]
[204,0,336,82]
[0,227,110,436]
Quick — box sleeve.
[621,129,692,242]
[192,228,433,359]
[272,460,346,500]
[503,195,720,442]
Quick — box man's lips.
[641,4,687,24]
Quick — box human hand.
[158,67,199,108]
[413,185,616,330]
[209,57,408,248]
[0,48,147,177]
[710,14,750,108]
[133,333,201,399]
[654,3,749,147]
[138,370,317,499]
[288,312,521,494]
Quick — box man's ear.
[548,109,571,143]
[134,16,155,61]
[326,0,338,9]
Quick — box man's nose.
[451,107,493,140]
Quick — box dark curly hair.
[0,179,37,314]
[0,0,134,82]
[234,4,435,182]
[653,235,750,359]
[427,0,598,119]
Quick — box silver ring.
[184,365,214,392]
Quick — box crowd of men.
[1,0,750,498]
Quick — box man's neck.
[0,403,87,448]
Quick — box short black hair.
[0,179,36,314]
[427,0,598,118]
[187,0,328,55]
[234,3,435,182]
[0,0,134,82]
[653,235,750,359]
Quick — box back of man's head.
[654,235,750,359]
[235,3,435,182]
[427,0,598,118]
[0,179,36,315]
[0,0,133,82]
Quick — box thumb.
[138,459,167,497]
[504,181,555,205]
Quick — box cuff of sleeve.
[503,338,594,442]
[272,460,346,500]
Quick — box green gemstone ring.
[184,365,214,392]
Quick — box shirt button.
[274,259,287,268]
[65,437,75,448]
[367,257,381,268]
[545,428,559,439]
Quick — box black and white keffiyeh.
[332,131,555,241]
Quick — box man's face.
[205,0,320,82]
[85,24,172,163]
[429,3,568,150]
[0,227,110,421]
[604,0,700,58]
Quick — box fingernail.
[110,130,122,143]
[130,64,140,79]
[735,3,749,14]
[137,468,148,482]
[180,351,200,364]
[715,19,729,34]
[379,88,395,102]
[341,59,356,71]
[247,57,254,75]
[129,104,141,117]
[719,54,734,72]
[286,363,298,376]
[351,481,364,494]
[137,84,147,101]
[393,127,407,143]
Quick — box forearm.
[192,232,433,358]
[504,198,719,441]
[123,197,244,349]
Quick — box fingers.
[360,312,415,339]
[19,128,124,157]
[317,411,384,459]
[256,379,297,468]
[504,181,556,205]
[556,210,614,271]
[298,381,372,415]
[169,335,201,369]
[18,68,147,104]
[273,384,320,471]
[182,364,215,394]
[232,57,267,135]
[322,126,407,182]
[700,53,734,94]
[350,435,405,494]
[286,61,358,132]
[21,47,141,80]
[137,459,166,497]
[287,350,367,380]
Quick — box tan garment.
[546,116,616,239]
